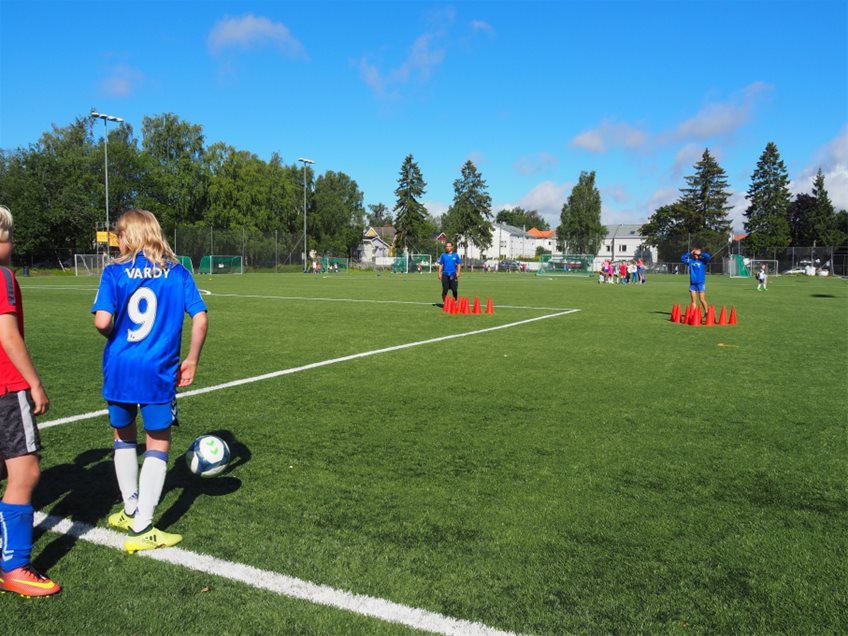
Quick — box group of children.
[598,258,646,285]
[0,206,207,597]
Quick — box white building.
[457,223,542,261]
[593,224,657,269]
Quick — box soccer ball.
[186,435,230,478]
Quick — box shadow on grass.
[30,429,250,573]
[156,429,250,530]
[811,294,836,298]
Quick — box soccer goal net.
[74,253,109,277]
[320,256,349,273]
[536,254,593,276]
[726,255,751,278]
[391,254,432,273]
[750,259,778,277]
[177,255,194,274]
[199,255,243,275]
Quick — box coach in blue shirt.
[682,248,711,320]
[437,241,462,303]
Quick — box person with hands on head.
[437,241,462,304]
[681,247,711,321]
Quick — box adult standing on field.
[437,241,462,303]
[681,248,711,319]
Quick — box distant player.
[757,264,768,291]
[681,248,711,319]
[437,241,462,303]
[0,205,61,597]
[93,210,208,553]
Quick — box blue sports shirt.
[92,254,207,404]
[438,251,461,276]
[681,251,711,285]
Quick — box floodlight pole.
[299,157,315,272]
[90,111,124,253]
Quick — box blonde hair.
[0,205,13,242]
[113,210,177,267]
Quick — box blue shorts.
[108,401,178,431]
[689,282,706,293]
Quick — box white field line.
[22,284,572,311]
[34,512,519,636]
[38,309,578,430]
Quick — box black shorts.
[0,389,41,461]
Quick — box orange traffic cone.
[485,297,494,314]
[688,306,701,326]
[450,296,460,314]
[679,305,687,324]
[472,296,482,315]
[443,296,453,313]
[670,304,680,322]
[728,306,737,325]
[461,297,471,315]
[705,305,716,326]
[717,306,727,325]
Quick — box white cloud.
[673,81,772,140]
[602,184,630,205]
[357,58,386,98]
[514,152,557,176]
[790,124,848,211]
[671,143,704,177]
[100,64,144,98]
[423,201,449,219]
[512,180,572,227]
[208,14,305,58]
[570,119,648,153]
[471,19,495,35]
[466,151,486,167]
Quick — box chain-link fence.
[170,226,307,272]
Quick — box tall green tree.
[139,113,208,230]
[809,169,841,245]
[679,148,733,236]
[366,203,392,227]
[442,160,493,255]
[641,149,732,258]
[393,154,428,253]
[557,170,605,254]
[786,193,817,246]
[744,142,791,252]
[312,170,366,256]
[495,207,549,230]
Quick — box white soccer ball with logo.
[186,435,230,478]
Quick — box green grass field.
[3,270,846,634]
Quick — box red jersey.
[0,266,29,394]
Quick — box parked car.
[499,260,520,271]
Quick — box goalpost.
[536,254,593,276]
[199,255,243,275]
[750,259,779,277]
[74,253,108,276]
[177,255,194,274]
[391,254,432,273]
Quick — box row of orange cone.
[670,304,737,326]
[443,295,494,315]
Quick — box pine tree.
[393,154,427,254]
[557,171,605,254]
[442,160,493,255]
[810,168,840,245]
[744,142,791,252]
[679,149,733,237]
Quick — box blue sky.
[1,1,846,231]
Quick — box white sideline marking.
[38,309,578,430]
[34,512,519,636]
[211,291,571,311]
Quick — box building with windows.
[594,224,656,269]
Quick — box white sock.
[132,451,168,533]
[113,442,139,515]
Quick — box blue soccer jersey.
[92,255,207,404]
[438,252,461,276]
[681,251,711,285]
